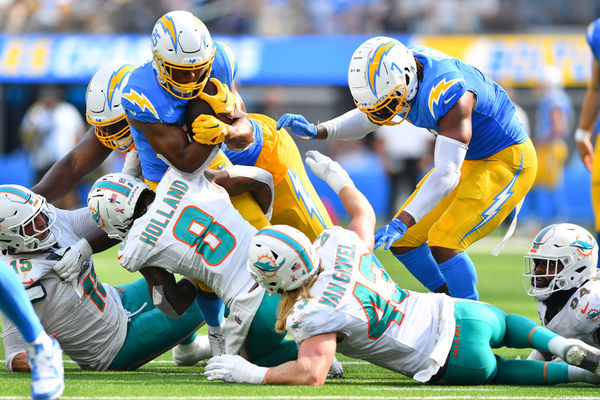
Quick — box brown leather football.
[186,80,232,132]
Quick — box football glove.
[374,218,408,250]
[276,113,318,139]
[52,239,92,281]
[192,115,230,145]
[305,150,353,195]
[204,354,268,384]
[199,78,236,115]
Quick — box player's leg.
[387,169,449,293]
[251,113,333,241]
[109,278,205,370]
[429,140,537,300]
[0,264,64,400]
[245,293,298,366]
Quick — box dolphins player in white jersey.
[89,153,344,375]
[0,184,205,373]
[204,153,600,386]
[523,223,600,361]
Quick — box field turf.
[2,236,599,399]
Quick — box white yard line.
[2,396,600,400]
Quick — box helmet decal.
[530,223,556,253]
[106,64,136,109]
[90,181,132,197]
[571,239,595,256]
[253,253,285,278]
[0,187,35,205]
[367,41,396,98]
[256,229,314,275]
[90,200,105,228]
[156,14,178,53]
[428,78,462,118]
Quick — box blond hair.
[275,266,322,333]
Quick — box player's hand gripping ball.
[186,79,234,145]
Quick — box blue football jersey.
[406,46,528,160]
[121,41,244,181]
[535,88,573,142]
[586,18,600,134]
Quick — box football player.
[276,36,538,300]
[0,260,63,400]
[0,185,205,372]
[204,155,600,387]
[575,18,600,247]
[87,160,343,374]
[522,223,600,360]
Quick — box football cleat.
[27,333,64,400]
[564,340,600,376]
[173,335,212,366]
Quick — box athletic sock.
[0,264,43,342]
[394,244,446,291]
[568,365,600,384]
[438,252,478,300]
[503,314,557,352]
[493,356,570,384]
[196,296,224,327]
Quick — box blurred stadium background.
[0,0,599,230]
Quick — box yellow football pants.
[392,139,537,250]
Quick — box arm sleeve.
[320,108,380,141]
[63,207,99,239]
[403,135,467,222]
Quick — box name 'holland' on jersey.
[139,180,189,246]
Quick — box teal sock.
[492,356,569,385]
[503,314,557,353]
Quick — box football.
[186,80,232,133]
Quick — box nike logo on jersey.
[581,301,589,314]
[122,89,159,119]
[443,94,457,104]
[428,78,463,118]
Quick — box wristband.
[575,128,592,143]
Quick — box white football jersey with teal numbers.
[286,226,456,382]
[537,279,600,348]
[1,207,128,371]
[118,167,259,308]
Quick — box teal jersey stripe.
[256,229,314,274]
[92,181,132,197]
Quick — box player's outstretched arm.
[31,128,112,201]
[128,118,215,173]
[575,57,600,171]
[205,332,337,385]
[208,166,274,217]
[305,150,375,250]
[140,266,198,318]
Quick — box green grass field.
[2,237,600,399]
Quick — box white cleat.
[565,340,600,377]
[173,335,212,366]
[27,333,64,400]
[326,356,345,379]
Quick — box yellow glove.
[199,78,236,115]
[192,114,230,145]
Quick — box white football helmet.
[348,36,418,125]
[86,61,137,152]
[87,173,150,240]
[247,225,320,295]
[151,10,214,99]
[523,223,598,300]
[0,185,59,253]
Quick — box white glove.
[208,325,226,357]
[121,150,142,178]
[52,239,93,281]
[204,354,268,384]
[305,150,354,195]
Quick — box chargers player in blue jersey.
[277,36,537,300]
[575,18,600,247]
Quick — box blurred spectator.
[19,85,85,209]
[373,123,434,219]
[530,65,573,223]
